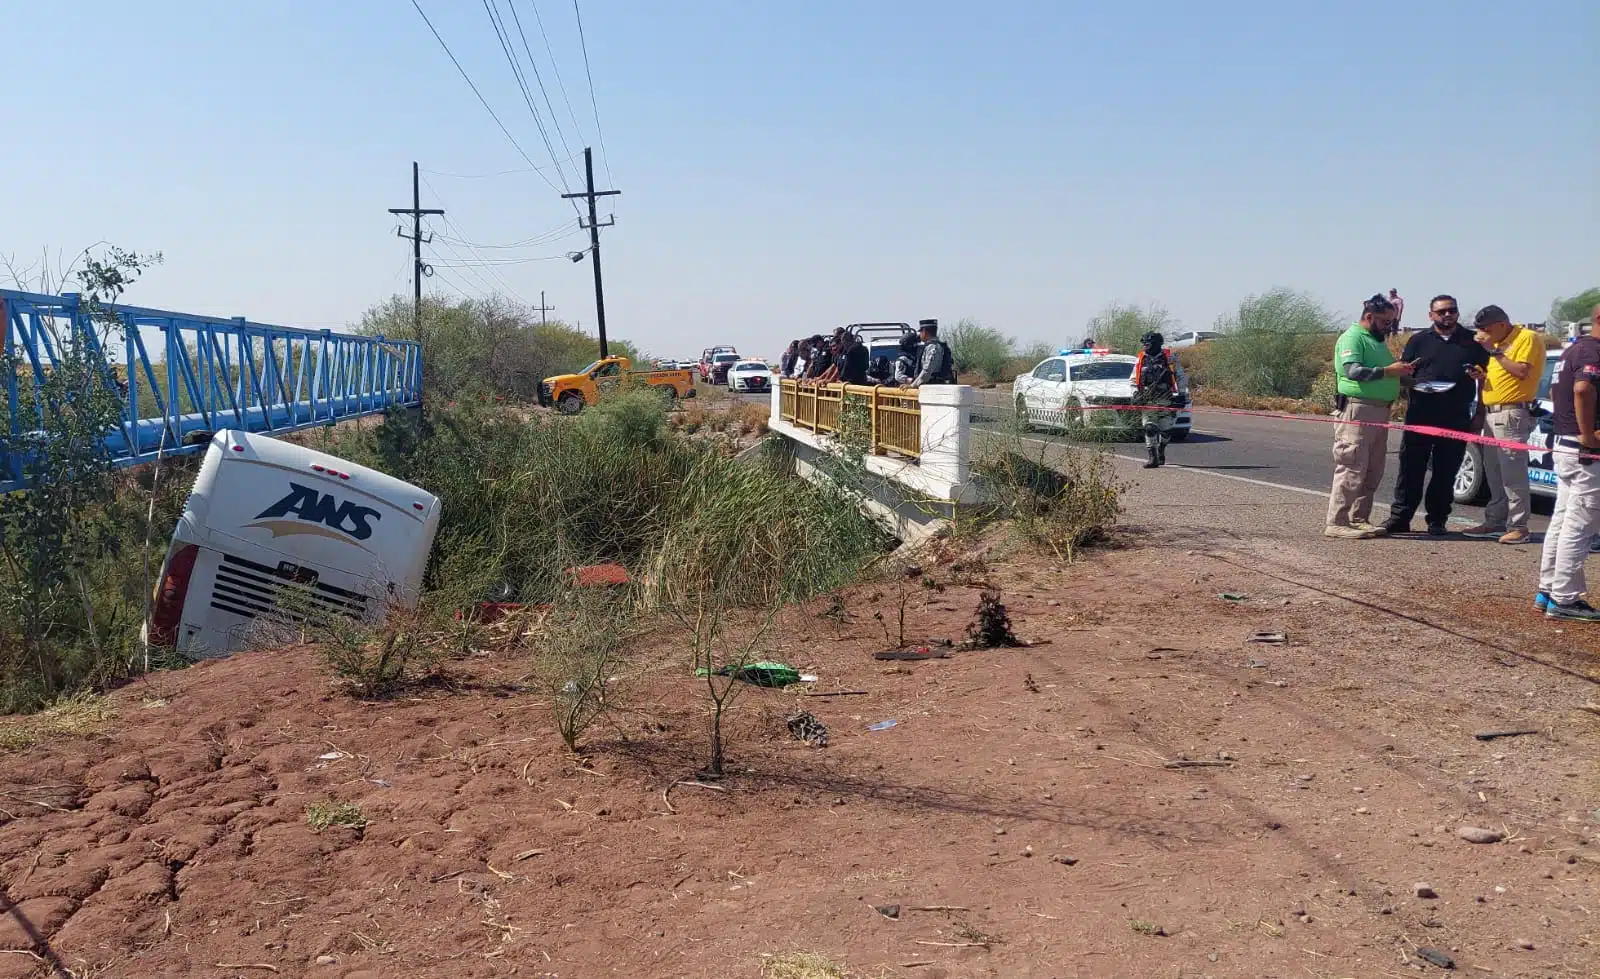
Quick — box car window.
[1031,359,1063,379]
[593,362,621,378]
[715,354,739,363]
[1197,331,1221,341]
[1173,332,1193,343]
[1070,362,1134,381]
[1537,358,1557,400]
[735,363,765,372]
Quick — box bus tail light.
[147,544,200,647]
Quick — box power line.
[387,161,445,341]
[505,0,579,172]
[527,0,590,147]
[482,0,578,209]
[572,0,615,186]
[421,158,578,179]
[407,0,566,198]
[435,221,582,250]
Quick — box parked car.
[1167,330,1222,350]
[727,360,774,393]
[1012,351,1192,440]
[702,351,740,385]
[699,346,738,382]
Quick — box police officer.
[1132,331,1183,468]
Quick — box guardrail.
[778,378,920,459]
[1,289,423,492]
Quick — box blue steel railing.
[1,289,422,491]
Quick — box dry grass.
[0,691,113,751]
[762,952,845,979]
[728,399,770,435]
[305,800,367,832]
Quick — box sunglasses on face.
[1431,307,1459,316]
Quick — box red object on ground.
[567,564,631,588]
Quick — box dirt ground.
[2,493,1599,978]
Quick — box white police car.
[1013,349,1192,440]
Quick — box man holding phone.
[1382,295,1490,536]
[1326,294,1415,538]
[1537,303,1600,621]
[1460,305,1543,544]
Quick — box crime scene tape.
[1025,402,1600,462]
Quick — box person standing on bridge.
[909,320,956,388]
[1536,304,1600,622]
[779,339,800,379]
[1132,331,1182,468]
[1383,295,1490,536]
[1460,305,1543,545]
[1326,294,1414,539]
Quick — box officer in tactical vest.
[1133,331,1183,468]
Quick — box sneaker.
[1535,591,1551,611]
[1498,528,1531,545]
[1324,524,1376,540]
[1381,517,1411,535]
[1351,520,1387,536]
[1547,599,1600,622]
[1426,523,1449,537]
[1460,524,1505,540]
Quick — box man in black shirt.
[1383,294,1490,535]
[1537,304,1600,621]
[838,331,870,385]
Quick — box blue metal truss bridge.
[1,289,422,492]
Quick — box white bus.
[146,430,442,657]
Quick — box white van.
[146,430,442,657]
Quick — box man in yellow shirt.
[1462,305,1544,544]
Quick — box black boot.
[1155,441,1167,467]
[1143,444,1159,468]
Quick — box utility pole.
[534,290,555,324]
[388,161,444,344]
[561,148,620,356]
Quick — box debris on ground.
[1456,826,1505,844]
[867,720,898,732]
[1414,946,1455,969]
[1472,729,1539,741]
[872,646,950,661]
[1218,593,1248,601]
[696,662,802,687]
[786,711,828,747]
[1246,631,1286,643]
[873,904,901,920]
[1414,882,1439,899]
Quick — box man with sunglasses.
[1382,295,1490,536]
[1460,305,1543,545]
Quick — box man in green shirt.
[1325,295,1416,538]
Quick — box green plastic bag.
[694,661,801,688]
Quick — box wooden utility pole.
[534,290,555,324]
[388,161,444,342]
[560,148,619,356]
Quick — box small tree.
[1206,288,1338,398]
[0,247,162,709]
[944,318,1016,383]
[1087,302,1173,355]
[1550,288,1600,327]
[679,578,777,779]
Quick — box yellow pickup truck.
[537,356,695,414]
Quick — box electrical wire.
[435,220,581,250]
[527,0,590,147]
[407,0,566,198]
[572,0,614,185]
[482,0,578,209]
[505,0,579,172]
[420,175,541,302]
[421,158,578,179]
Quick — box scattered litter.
[1246,631,1286,643]
[366,778,392,789]
[873,646,949,661]
[1414,946,1454,969]
[695,661,801,688]
[566,563,631,588]
[513,847,547,861]
[1473,729,1539,742]
[786,711,829,747]
[867,720,898,732]
[1246,659,1269,669]
[1414,882,1438,899]
[317,751,346,761]
[799,674,819,683]
[1218,593,1248,601]
[873,904,901,919]
[1456,826,1505,844]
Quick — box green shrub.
[1087,302,1173,355]
[945,319,1017,383]
[1204,289,1340,399]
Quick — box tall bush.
[1086,302,1173,355]
[944,318,1016,383]
[1204,289,1340,399]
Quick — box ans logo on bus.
[246,483,382,545]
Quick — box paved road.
[970,390,1554,534]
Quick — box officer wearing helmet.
[1133,331,1183,468]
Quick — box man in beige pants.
[1326,295,1415,538]
[1461,305,1544,545]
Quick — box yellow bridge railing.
[778,379,921,460]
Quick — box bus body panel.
[155,430,441,658]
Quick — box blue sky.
[4,1,1595,358]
